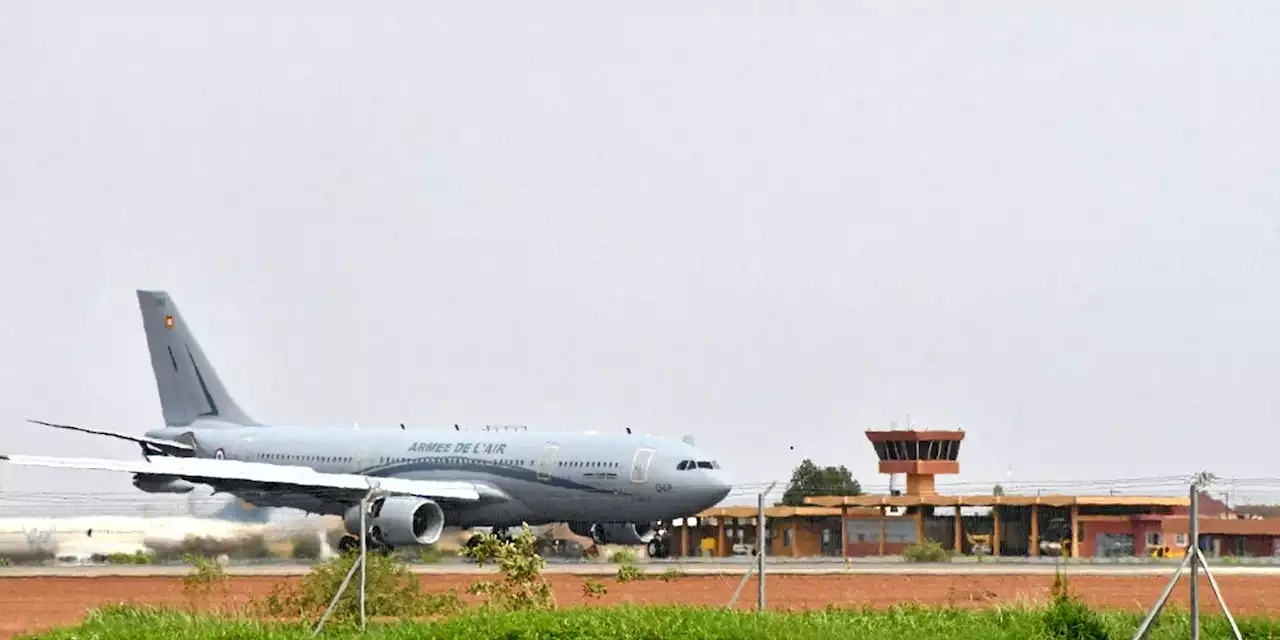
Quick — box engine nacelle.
[132,473,196,494]
[570,522,657,546]
[344,496,445,547]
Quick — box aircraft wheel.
[647,538,663,558]
[338,535,360,554]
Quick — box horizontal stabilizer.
[0,453,482,502]
[29,419,195,455]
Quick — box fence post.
[1189,479,1199,640]
[758,481,777,612]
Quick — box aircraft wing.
[0,454,482,502]
[27,420,195,457]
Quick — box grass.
[18,603,1280,640]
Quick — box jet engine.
[568,522,657,546]
[343,496,445,547]
[132,473,196,494]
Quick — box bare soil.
[0,573,1272,639]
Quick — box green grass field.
[18,604,1280,640]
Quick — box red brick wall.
[1244,536,1273,557]
[1079,520,1160,557]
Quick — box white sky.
[3,2,1280,509]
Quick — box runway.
[5,557,1280,577]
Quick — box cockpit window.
[696,461,713,469]
[677,460,690,471]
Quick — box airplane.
[1,290,733,556]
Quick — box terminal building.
[676,428,1280,560]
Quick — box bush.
[460,524,555,611]
[582,578,607,599]
[1042,567,1110,640]
[610,548,637,564]
[180,554,228,609]
[902,540,953,563]
[253,549,462,623]
[616,563,644,583]
[106,551,156,565]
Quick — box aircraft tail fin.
[136,290,255,427]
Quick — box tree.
[779,459,862,506]
[993,484,1005,496]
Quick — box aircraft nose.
[707,472,732,503]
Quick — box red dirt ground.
[0,573,1273,639]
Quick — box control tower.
[865,429,964,497]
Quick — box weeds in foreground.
[660,567,686,581]
[616,563,644,582]
[252,550,463,623]
[1043,564,1110,640]
[902,540,953,563]
[582,578,608,599]
[106,550,156,565]
[180,553,228,610]
[35,602,1278,640]
[610,548,637,564]
[460,524,555,612]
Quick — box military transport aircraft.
[1,290,732,555]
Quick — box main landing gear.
[465,526,514,551]
[338,534,393,556]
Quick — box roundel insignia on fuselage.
[214,448,225,460]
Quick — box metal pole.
[757,480,777,612]
[1194,546,1243,640]
[1190,480,1199,640]
[312,550,362,637]
[757,490,766,611]
[725,560,756,609]
[360,493,368,630]
[1130,550,1192,640]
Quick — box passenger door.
[630,447,655,484]
[536,444,559,482]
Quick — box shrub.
[582,578,607,599]
[902,540,953,563]
[616,563,644,583]
[610,548,637,564]
[180,553,228,609]
[106,551,156,565]
[254,549,462,623]
[459,524,555,612]
[1042,566,1110,640]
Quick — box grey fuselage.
[145,420,732,529]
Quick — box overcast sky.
[3,2,1280,510]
